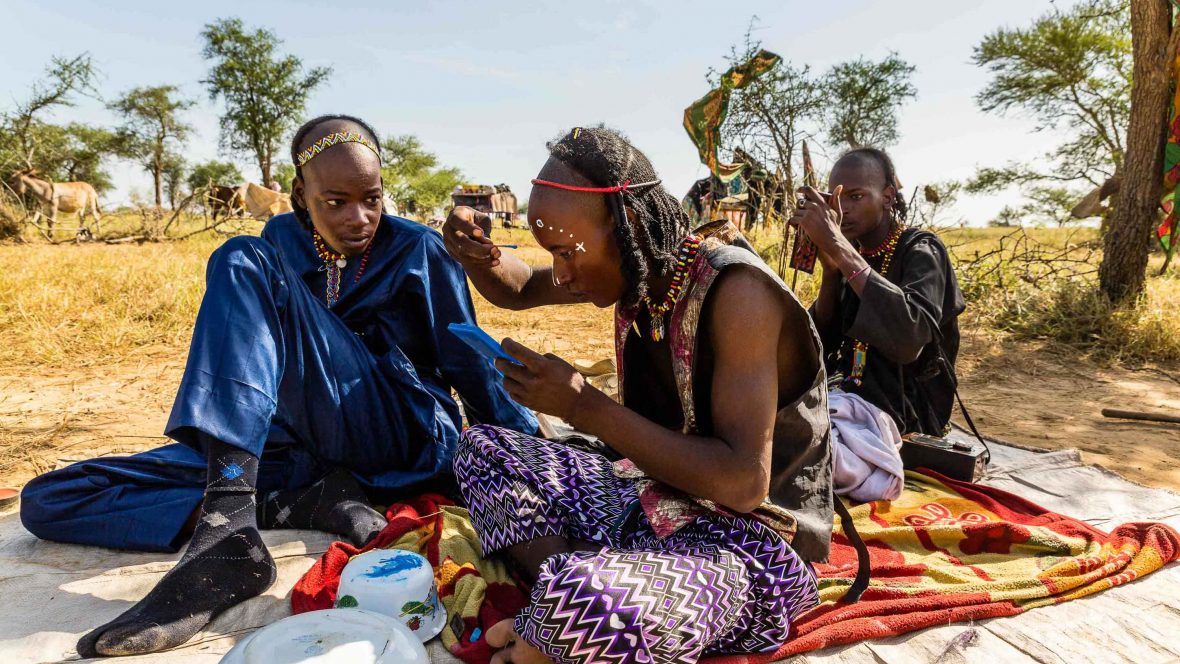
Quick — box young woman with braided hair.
[443,126,830,664]
[799,148,965,440]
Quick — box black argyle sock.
[77,438,275,657]
[258,467,386,547]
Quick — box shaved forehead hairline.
[536,156,596,187]
[832,153,888,187]
[531,157,609,218]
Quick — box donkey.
[10,171,103,237]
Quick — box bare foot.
[487,619,554,664]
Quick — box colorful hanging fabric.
[1158,1,1180,256]
[683,49,781,179]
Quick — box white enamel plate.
[219,609,428,664]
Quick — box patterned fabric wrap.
[293,467,1180,663]
[455,425,819,664]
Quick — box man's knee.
[18,468,75,538]
[204,235,289,301]
[455,424,535,481]
[209,235,276,271]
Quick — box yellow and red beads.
[848,223,904,386]
[859,223,903,261]
[311,229,373,307]
[643,235,702,342]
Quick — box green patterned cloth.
[683,50,781,179]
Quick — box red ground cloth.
[293,472,1180,663]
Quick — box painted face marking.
[535,216,591,255]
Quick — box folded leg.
[454,425,819,663]
[20,441,331,552]
[21,443,207,552]
[165,235,456,487]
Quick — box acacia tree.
[161,154,187,209]
[1099,0,1178,301]
[823,53,918,149]
[109,85,194,207]
[2,122,120,191]
[380,135,463,216]
[200,18,330,185]
[187,160,243,191]
[968,1,1131,215]
[714,26,917,199]
[0,54,98,175]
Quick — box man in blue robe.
[19,115,535,657]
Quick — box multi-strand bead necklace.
[312,229,372,307]
[847,223,903,386]
[642,234,702,342]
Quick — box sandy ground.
[956,329,1180,489]
[2,306,1179,494]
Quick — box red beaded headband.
[530,178,662,193]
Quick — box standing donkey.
[9,171,103,238]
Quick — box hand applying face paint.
[443,206,501,268]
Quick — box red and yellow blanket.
[293,472,1180,663]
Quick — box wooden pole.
[1101,408,1180,424]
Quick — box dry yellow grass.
[0,236,217,369]
[742,224,1180,364]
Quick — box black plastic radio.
[900,433,987,483]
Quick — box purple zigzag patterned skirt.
[455,424,819,664]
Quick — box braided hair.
[836,147,907,225]
[289,114,382,225]
[545,126,690,306]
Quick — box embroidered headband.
[296,131,381,167]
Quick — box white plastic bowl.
[335,549,447,643]
[219,608,427,664]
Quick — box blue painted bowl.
[335,549,447,643]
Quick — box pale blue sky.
[2,0,1086,224]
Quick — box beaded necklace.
[641,235,702,342]
[846,223,903,386]
[311,229,372,307]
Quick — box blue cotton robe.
[21,213,536,551]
